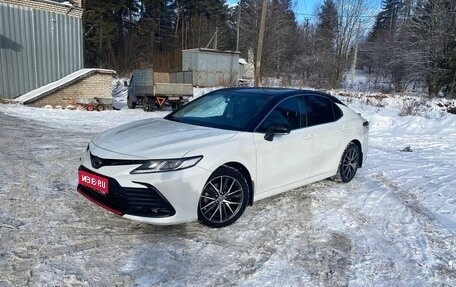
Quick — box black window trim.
[254,94,307,133]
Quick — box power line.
[295,12,380,18]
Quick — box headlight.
[80,143,90,162]
[130,156,203,174]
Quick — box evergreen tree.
[369,0,402,41]
[315,0,338,87]
[317,0,338,49]
[83,0,235,73]
[83,0,137,71]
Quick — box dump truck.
[126,68,193,111]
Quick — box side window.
[258,96,305,132]
[333,103,343,121]
[306,95,336,126]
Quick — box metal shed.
[0,0,83,99]
[182,48,240,87]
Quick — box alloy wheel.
[199,175,244,225]
[341,144,359,182]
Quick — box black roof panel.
[219,87,345,105]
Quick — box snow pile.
[332,90,456,118]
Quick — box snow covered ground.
[0,88,455,286]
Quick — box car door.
[304,94,344,178]
[253,96,314,195]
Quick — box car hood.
[91,118,237,159]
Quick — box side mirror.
[124,80,128,87]
[264,124,291,141]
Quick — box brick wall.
[1,0,83,18]
[29,72,114,108]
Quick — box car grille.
[77,166,176,218]
[90,153,144,169]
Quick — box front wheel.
[127,96,136,109]
[333,142,360,183]
[198,166,249,228]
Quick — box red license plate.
[78,170,109,194]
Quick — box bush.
[399,99,429,117]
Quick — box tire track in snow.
[307,177,435,286]
[370,173,456,285]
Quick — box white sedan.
[78,88,368,228]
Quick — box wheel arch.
[350,139,363,168]
[223,162,254,206]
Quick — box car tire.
[142,97,154,112]
[127,96,136,109]
[171,101,183,110]
[198,166,249,228]
[332,142,360,183]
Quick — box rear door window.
[305,95,340,126]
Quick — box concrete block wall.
[29,73,114,107]
[1,0,83,18]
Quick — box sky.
[227,0,321,23]
[227,0,382,24]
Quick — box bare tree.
[239,0,300,85]
[332,0,369,88]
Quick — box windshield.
[165,90,272,131]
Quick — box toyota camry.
[77,88,368,228]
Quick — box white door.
[304,94,344,177]
[253,96,314,194]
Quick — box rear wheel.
[142,97,154,112]
[171,102,182,110]
[333,142,360,183]
[198,166,249,228]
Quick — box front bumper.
[78,165,176,217]
[78,150,211,225]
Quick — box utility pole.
[205,28,218,50]
[236,1,241,51]
[181,11,184,51]
[255,0,268,87]
[214,27,219,50]
[304,17,311,27]
[350,19,361,85]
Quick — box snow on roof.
[15,68,116,104]
[40,0,80,8]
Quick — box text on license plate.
[78,170,109,194]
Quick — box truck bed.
[153,83,193,97]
